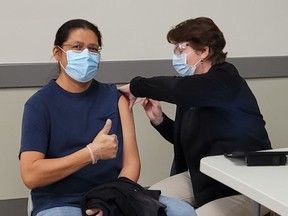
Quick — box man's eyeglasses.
[62,43,102,54]
[173,42,190,55]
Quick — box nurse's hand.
[117,84,137,110]
[86,208,103,216]
[140,98,164,126]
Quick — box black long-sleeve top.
[130,62,271,207]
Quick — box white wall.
[1,0,288,63]
[247,78,288,149]
[0,0,288,199]
[0,89,33,199]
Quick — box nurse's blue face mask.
[172,42,201,76]
[58,46,101,83]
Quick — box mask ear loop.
[57,45,68,54]
[182,50,195,65]
[186,50,195,56]
[194,58,202,66]
[56,46,68,71]
[59,61,66,71]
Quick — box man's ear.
[52,46,61,61]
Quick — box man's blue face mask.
[58,47,100,82]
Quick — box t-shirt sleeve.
[20,100,50,155]
[117,89,123,100]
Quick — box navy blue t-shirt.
[20,79,123,216]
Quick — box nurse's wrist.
[151,115,164,126]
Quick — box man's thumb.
[101,119,112,134]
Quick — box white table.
[200,148,288,216]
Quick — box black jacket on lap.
[81,177,167,216]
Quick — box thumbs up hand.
[87,119,118,164]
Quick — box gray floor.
[0,198,27,215]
